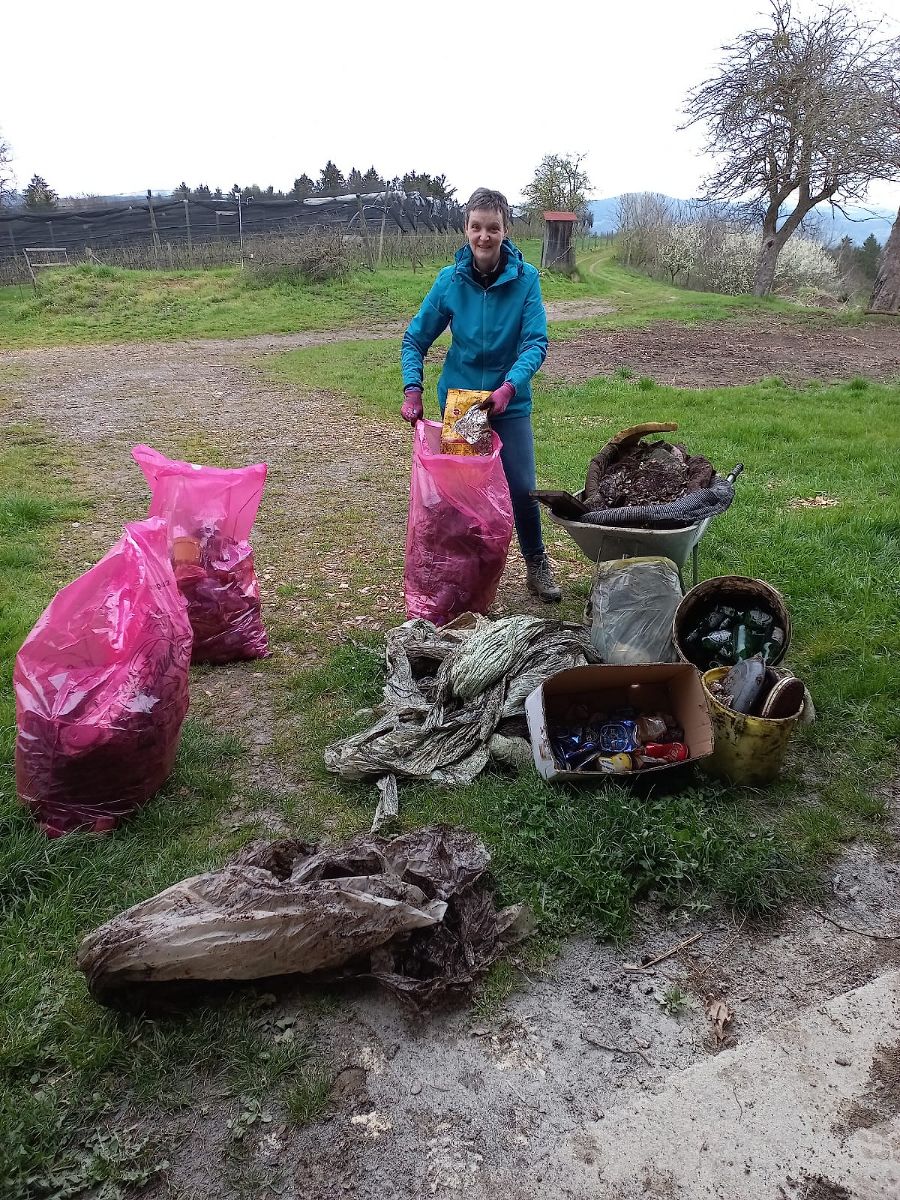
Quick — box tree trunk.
[752,233,783,296]
[752,196,817,297]
[868,207,900,314]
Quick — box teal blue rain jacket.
[401,239,548,418]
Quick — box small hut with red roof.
[541,211,578,275]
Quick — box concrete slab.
[552,970,900,1199]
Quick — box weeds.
[470,959,525,1022]
[284,1064,332,1126]
[245,232,351,286]
[6,1124,168,1200]
[658,985,690,1016]
[227,1097,273,1143]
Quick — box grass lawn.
[0,428,328,1197]
[1,259,898,1195]
[0,242,793,348]
[270,339,900,922]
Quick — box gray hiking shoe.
[525,553,562,603]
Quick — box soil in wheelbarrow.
[588,441,715,508]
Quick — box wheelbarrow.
[548,500,713,587]
[535,423,742,588]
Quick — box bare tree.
[868,84,900,311]
[0,130,14,206]
[682,1,900,296]
[615,193,673,267]
[522,153,592,219]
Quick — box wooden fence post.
[237,191,244,269]
[377,189,388,267]
[147,189,161,262]
[183,199,193,259]
[355,194,375,270]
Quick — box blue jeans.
[489,413,545,559]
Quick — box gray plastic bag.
[587,556,683,664]
[76,825,533,1012]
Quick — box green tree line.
[172,164,457,204]
[836,233,883,280]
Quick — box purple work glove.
[486,380,515,415]
[401,386,424,425]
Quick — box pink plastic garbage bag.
[404,420,513,626]
[131,444,269,664]
[14,518,193,837]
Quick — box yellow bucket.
[700,666,801,787]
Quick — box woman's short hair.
[465,188,510,229]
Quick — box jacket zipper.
[481,290,486,391]
[454,252,519,393]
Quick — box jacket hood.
[454,238,524,282]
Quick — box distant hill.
[588,195,896,246]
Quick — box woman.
[399,187,561,603]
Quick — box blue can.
[598,721,639,754]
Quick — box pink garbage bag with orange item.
[14,518,193,837]
[404,420,513,626]
[131,444,269,664]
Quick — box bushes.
[615,192,841,298]
[245,232,350,286]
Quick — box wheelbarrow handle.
[726,463,744,484]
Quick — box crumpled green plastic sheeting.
[324,614,600,788]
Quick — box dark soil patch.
[837,1036,900,1134]
[796,1173,854,1200]
[543,315,900,387]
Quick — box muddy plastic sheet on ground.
[324,614,599,791]
[77,825,531,1012]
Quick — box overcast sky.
[3,0,900,212]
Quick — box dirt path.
[2,322,898,1200]
[1,336,408,808]
[142,843,900,1200]
[544,314,900,387]
[0,331,582,815]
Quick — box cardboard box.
[525,663,714,782]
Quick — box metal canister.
[640,742,689,763]
[588,753,633,773]
[674,577,791,669]
[598,721,638,754]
